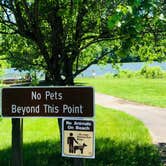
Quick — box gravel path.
[95,93,166,144]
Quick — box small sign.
[62,119,95,158]
[2,87,94,117]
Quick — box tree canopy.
[0,0,165,85]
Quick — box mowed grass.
[77,77,166,107]
[0,105,161,166]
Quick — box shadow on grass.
[158,143,166,165]
[75,82,88,86]
[0,138,161,166]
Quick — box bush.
[104,65,166,79]
[104,73,113,79]
[140,66,164,79]
[113,70,136,78]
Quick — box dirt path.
[95,93,166,144]
[95,93,166,165]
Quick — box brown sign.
[2,87,94,117]
[62,119,95,158]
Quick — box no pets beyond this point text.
[2,87,94,117]
[11,90,83,115]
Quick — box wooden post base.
[12,118,23,166]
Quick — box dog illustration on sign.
[74,143,87,154]
[67,132,87,154]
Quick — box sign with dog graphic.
[62,119,95,158]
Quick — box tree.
[1,1,165,165]
[1,0,165,86]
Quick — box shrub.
[105,65,166,79]
[140,66,164,79]
[113,70,136,78]
[104,73,113,79]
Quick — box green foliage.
[130,34,166,62]
[0,61,9,85]
[0,68,3,77]
[109,65,166,79]
[1,34,46,71]
[0,57,10,77]
[111,0,166,61]
[30,71,40,86]
[0,59,10,68]
[107,4,133,30]
[104,73,114,79]
[0,0,165,84]
[140,66,164,79]
[113,70,136,78]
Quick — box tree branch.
[0,4,16,26]
[0,2,12,10]
[0,18,17,26]
[13,1,30,36]
[1,5,11,22]
[73,49,111,78]
[71,0,89,61]
[0,16,18,33]
[75,0,88,41]
[80,35,126,51]
[0,31,17,34]
[33,0,39,24]
[22,0,33,24]
[81,34,99,41]
[0,52,46,69]
[11,1,49,66]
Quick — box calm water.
[0,69,44,80]
[80,62,166,77]
[0,62,166,79]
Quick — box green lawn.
[0,106,161,165]
[77,77,166,107]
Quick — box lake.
[0,69,44,80]
[0,62,166,79]
[80,62,166,77]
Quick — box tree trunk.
[12,118,23,166]
[58,118,63,145]
[64,57,74,85]
[46,56,84,165]
[73,158,85,166]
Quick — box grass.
[76,77,166,108]
[0,105,161,165]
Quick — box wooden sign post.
[12,118,23,166]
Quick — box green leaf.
[134,0,141,7]
[127,6,133,14]
[107,13,121,30]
